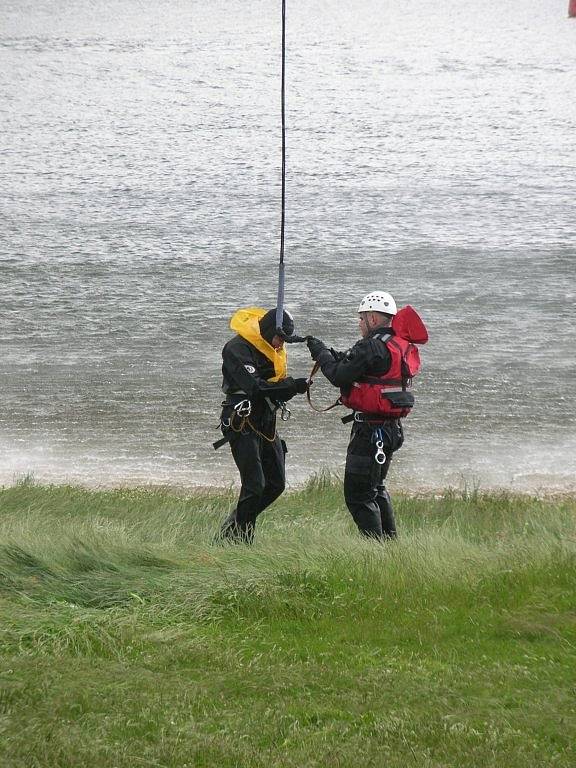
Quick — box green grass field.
[1,476,575,767]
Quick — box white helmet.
[358,292,397,316]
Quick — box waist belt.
[342,411,398,424]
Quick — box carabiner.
[375,439,386,465]
[280,403,291,421]
[234,399,252,418]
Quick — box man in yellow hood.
[215,307,309,543]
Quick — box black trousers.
[343,420,404,540]
[218,425,286,543]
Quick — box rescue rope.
[228,413,278,443]
[275,0,287,334]
[306,361,342,413]
[223,399,279,443]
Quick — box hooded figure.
[215,307,308,544]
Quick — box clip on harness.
[372,426,387,465]
[213,398,290,450]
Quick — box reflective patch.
[244,364,256,374]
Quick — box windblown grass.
[0,479,575,767]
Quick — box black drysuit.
[309,328,405,539]
[217,335,303,543]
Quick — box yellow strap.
[229,307,287,382]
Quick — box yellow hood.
[230,307,287,382]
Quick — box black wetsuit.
[309,328,404,539]
[217,335,302,543]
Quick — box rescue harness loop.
[228,409,278,444]
[213,400,286,450]
[222,398,293,443]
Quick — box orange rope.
[306,362,341,414]
[229,412,277,443]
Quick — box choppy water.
[1,0,575,491]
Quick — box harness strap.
[213,434,231,450]
[385,337,412,391]
[355,375,404,387]
[341,412,399,425]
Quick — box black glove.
[306,336,326,359]
[330,347,345,362]
[293,377,309,395]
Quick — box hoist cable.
[275,0,286,334]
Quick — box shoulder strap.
[374,331,393,344]
[387,337,411,390]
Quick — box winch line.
[275,0,287,334]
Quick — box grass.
[0,477,575,767]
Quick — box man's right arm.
[307,338,371,387]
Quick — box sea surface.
[1,0,575,491]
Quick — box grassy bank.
[0,478,575,767]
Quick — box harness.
[213,398,291,450]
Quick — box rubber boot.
[214,510,257,545]
[214,510,242,544]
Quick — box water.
[1,0,575,491]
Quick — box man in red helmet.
[306,292,428,540]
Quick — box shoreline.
[3,475,576,501]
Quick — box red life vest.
[340,306,428,419]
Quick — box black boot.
[214,510,241,544]
[214,511,255,545]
